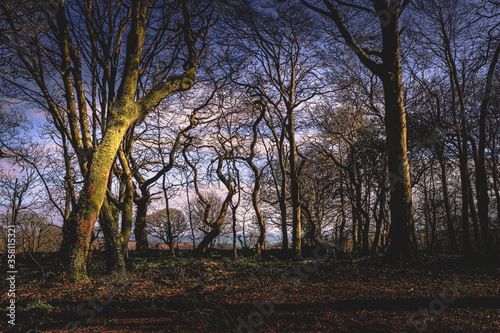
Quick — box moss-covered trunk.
[100,199,125,274]
[119,149,135,255]
[58,0,147,282]
[59,123,132,281]
[121,192,133,255]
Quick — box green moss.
[20,299,54,314]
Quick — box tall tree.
[475,0,499,260]
[223,1,328,258]
[0,0,208,280]
[412,0,499,258]
[184,147,235,257]
[301,0,420,264]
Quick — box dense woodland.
[1,0,500,332]
[1,0,500,274]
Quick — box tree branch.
[300,0,382,76]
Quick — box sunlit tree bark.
[56,0,201,280]
[1,0,206,280]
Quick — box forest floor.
[1,250,499,333]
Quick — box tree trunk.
[100,199,125,274]
[491,152,500,232]
[299,0,419,263]
[372,149,388,252]
[193,198,232,257]
[195,228,220,256]
[423,176,431,251]
[372,188,388,253]
[192,155,234,257]
[429,164,438,252]
[438,155,458,253]
[467,177,481,250]
[288,111,302,259]
[383,52,420,264]
[118,149,134,255]
[134,194,150,252]
[232,205,238,259]
[280,187,288,254]
[338,168,347,250]
[165,200,175,256]
[185,181,197,250]
[457,129,472,256]
[430,197,437,253]
[252,177,265,256]
[248,108,266,257]
[60,122,132,281]
[474,42,500,260]
[361,181,371,253]
[349,182,358,251]
[302,204,316,246]
[120,188,133,255]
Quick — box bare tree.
[183,142,235,256]
[0,0,210,280]
[410,0,499,259]
[222,1,329,258]
[146,207,188,253]
[0,106,29,159]
[301,0,420,264]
